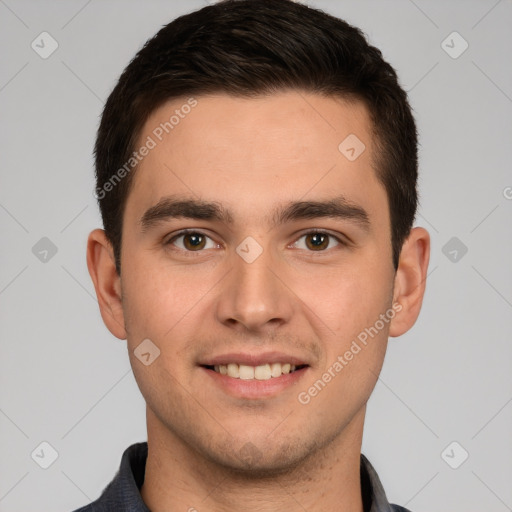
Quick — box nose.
[215,241,294,334]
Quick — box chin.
[203,438,317,478]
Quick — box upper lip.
[199,351,309,367]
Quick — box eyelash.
[164,229,347,254]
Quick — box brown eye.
[183,233,206,250]
[293,231,342,252]
[305,232,329,250]
[167,231,215,251]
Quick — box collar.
[73,442,410,512]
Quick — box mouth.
[198,353,310,398]
[202,362,309,380]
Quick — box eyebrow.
[139,194,370,232]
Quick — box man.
[81,0,430,510]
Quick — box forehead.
[125,91,388,231]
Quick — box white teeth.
[213,362,300,379]
[227,363,239,378]
[254,364,272,380]
[270,363,282,378]
[239,364,255,380]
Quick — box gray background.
[1,0,511,511]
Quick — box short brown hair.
[94,0,418,273]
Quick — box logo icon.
[239,442,263,466]
[32,237,58,263]
[134,338,161,366]
[31,441,59,469]
[442,236,468,263]
[236,236,263,263]
[31,32,59,59]
[441,32,468,59]
[441,441,469,469]
[338,134,366,161]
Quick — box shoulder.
[69,442,149,512]
[71,504,106,512]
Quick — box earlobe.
[389,227,430,338]
[86,229,127,340]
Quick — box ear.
[389,227,430,337]
[86,229,127,339]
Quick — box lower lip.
[201,366,309,399]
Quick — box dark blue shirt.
[72,442,411,512]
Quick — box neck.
[140,408,366,512]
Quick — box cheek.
[296,259,393,340]
[121,256,208,344]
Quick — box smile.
[205,363,307,380]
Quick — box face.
[112,91,400,472]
